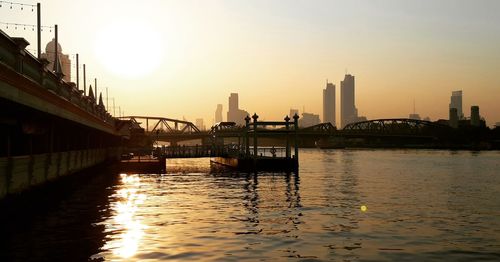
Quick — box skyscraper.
[227,93,249,125]
[449,108,458,128]
[195,118,205,131]
[449,90,463,120]
[323,82,336,126]
[471,106,480,127]
[215,104,223,123]
[340,74,358,128]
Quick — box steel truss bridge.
[119,116,209,142]
[341,118,451,138]
[119,116,451,144]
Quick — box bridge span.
[0,30,122,200]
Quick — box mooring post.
[285,115,291,158]
[252,113,258,159]
[245,115,251,158]
[293,113,299,160]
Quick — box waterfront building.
[41,38,71,82]
[227,93,249,125]
[215,104,223,123]
[299,112,320,127]
[471,106,480,127]
[340,74,358,128]
[323,82,336,126]
[449,90,464,120]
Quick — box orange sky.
[2,0,499,126]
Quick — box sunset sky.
[2,0,499,126]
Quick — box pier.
[209,113,300,172]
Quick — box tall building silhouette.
[340,74,358,128]
[215,104,223,123]
[449,108,458,128]
[227,93,249,125]
[323,82,336,126]
[195,118,205,131]
[40,38,71,82]
[471,106,480,127]
[299,112,320,127]
[449,90,463,120]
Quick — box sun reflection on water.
[104,174,147,259]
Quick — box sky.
[1,0,500,126]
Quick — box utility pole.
[83,64,86,95]
[76,54,79,90]
[106,87,109,110]
[53,24,58,73]
[36,3,41,58]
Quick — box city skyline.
[1,0,499,126]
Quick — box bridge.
[118,116,209,144]
[341,118,451,138]
[0,29,122,200]
[118,116,337,146]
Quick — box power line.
[0,1,36,11]
[0,21,53,31]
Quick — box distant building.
[289,109,299,118]
[195,118,205,131]
[356,116,367,122]
[449,108,458,128]
[215,104,223,123]
[341,74,358,128]
[409,113,421,120]
[449,90,463,120]
[423,117,431,121]
[495,122,500,128]
[227,93,249,125]
[323,82,336,126]
[299,112,320,127]
[470,106,480,127]
[40,38,71,82]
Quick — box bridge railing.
[155,145,242,158]
[0,31,115,127]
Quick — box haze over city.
[2,0,499,126]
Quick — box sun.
[94,20,165,78]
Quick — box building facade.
[340,74,358,128]
[323,82,336,126]
[299,112,320,127]
[471,106,480,127]
[227,93,249,125]
[449,90,463,120]
[215,104,223,123]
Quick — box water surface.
[2,149,500,261]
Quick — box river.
[2,149,500,261]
